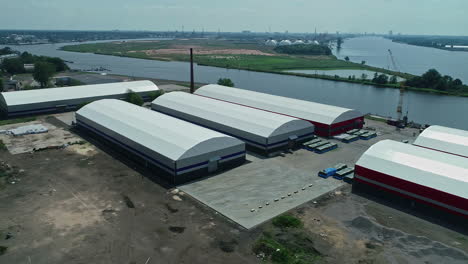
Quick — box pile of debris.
[0,124,48,136]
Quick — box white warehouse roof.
[76,99,245,171]
[152,92,315,150]
[1,80,158,107]
[413,125,468,158]
[356,140,468,201]
[195,84,363,125]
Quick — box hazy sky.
[1,0,467,35]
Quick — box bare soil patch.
[141,48,274,56]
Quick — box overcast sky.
[1,0,467,35]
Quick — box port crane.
[388,49,407,129]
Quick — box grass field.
[61,39,468,96]
[62,39,402,74]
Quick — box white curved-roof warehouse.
[152,92,315,150]
[413,125,468,158]
[195,85,362,125]
[356,140,468,200]
[2,80,157,106]
[76,99,245,177]
[0,80,159,116]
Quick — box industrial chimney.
[190,48,194,93]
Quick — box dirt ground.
[294,187,468,264]
[0,139,259,264]
[0,118,467,264]
[140,48,274,56]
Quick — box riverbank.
[60,40,468,97]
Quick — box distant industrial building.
[413,125,468,158]
[0,80,159,117]
[195,85,364,137]
[265,39,278,46]
[279,40,292,46]
[152,92,315,152]
[0,53,18,62]
[445,45,468,49]
[76,99,246,184]
[355,140,468,217]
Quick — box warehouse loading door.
[208,157,221,173]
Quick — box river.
[334,36,468,83]
[2,38,467,130]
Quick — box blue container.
[318,168,337,178]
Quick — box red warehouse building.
[355,140,468,218]
[413,125,468,158]
[195,84,364,137]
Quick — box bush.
[126,90,144,106]
[217,78,234,87]
[252,232,321,264]
[272,214,303,228]
[148,90,165,101]
[0,246,7,255]
[372,73,389,84]
[1,58,25,74]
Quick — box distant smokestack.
[190,48,194,94]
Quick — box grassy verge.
[365,114,388,123]
[253,214,321,264]
[0,117,36,126]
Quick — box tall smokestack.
[190,48,194,93]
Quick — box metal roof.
[195,84,362,125]
[1,80,158,107]
[356,140,468,199]
[76,99,243,161]
[152,92,314,139]
[413,125,468,158]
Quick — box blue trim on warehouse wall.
[153,108,315,148]
[76,120,245,175]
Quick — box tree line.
[405,69,464,91]
[1,49,69,87]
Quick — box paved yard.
[180,119,420,229]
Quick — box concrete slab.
[180,119,421,229]
[0,120,81,154]
[181,152,345,229]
